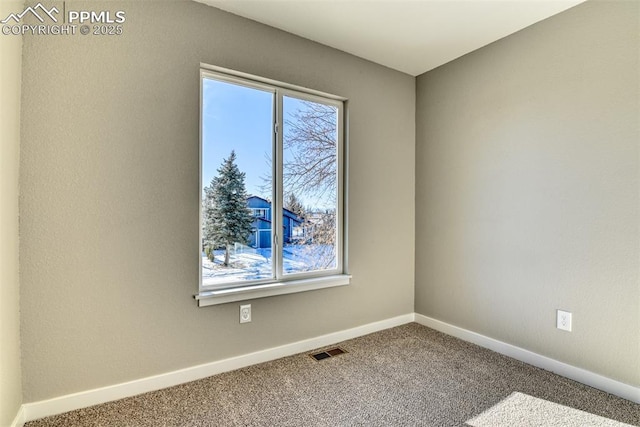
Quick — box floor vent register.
[310,347,347,361]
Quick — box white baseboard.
[414,313,640,404]
[19,312,639,423]
[9,405,25,427]
[22,313,414,423]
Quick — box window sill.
[195,274,352,307]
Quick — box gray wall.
[415,0,639,386]
[0,1,24,425]
[19,1,415,401]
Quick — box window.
[250,208,269,219]
[292,226,305,239]
[197,65,350,306]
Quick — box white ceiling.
[194,0,586,76]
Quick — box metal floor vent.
[310,347,347,361]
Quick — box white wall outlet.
[240,304,251,324]
[556,309,572,332]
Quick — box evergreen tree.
[285,193,305,219]
[202,151,254,266]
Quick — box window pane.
[201,78,274,286]
[282,96,338,274]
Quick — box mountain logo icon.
[1,3,59,24]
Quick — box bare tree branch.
[283,101,338,204]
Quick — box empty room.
[1,0,638,426]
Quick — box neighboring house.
[247,196,304,249]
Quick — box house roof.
[247,195,304,222]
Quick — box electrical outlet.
[556,309,572,332]
[240,304,251,323]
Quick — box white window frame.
[250,208,269,219]
[197,64,350,307]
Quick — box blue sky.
[202,78,273,198]
[202,77,332,208]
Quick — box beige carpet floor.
[26,323,639,426]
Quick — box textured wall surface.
[415,0,639,386]
[19,1,415,402]
[0,1,24,425]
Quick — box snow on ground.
[202,245,335,286]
